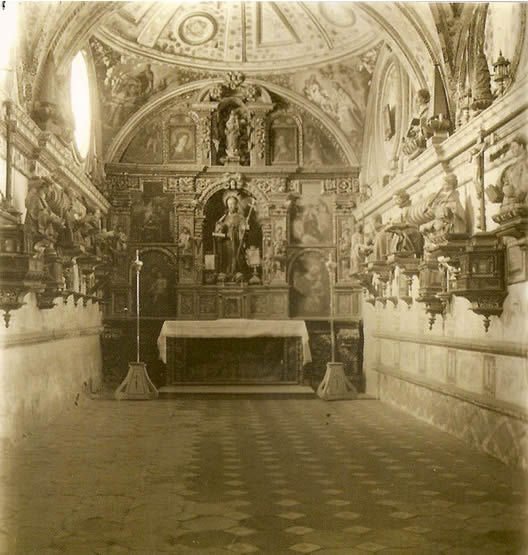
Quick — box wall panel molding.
[371,364,528,423]
[373,331,527,359]
[0,326,104,350]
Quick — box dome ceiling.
[96,1,380,72]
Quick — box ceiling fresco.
[95,1,380,72]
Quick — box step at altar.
[158,384,316,399]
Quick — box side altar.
[158,319,310,384]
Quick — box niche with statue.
[202,188,263,284]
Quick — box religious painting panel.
[303,125,343,166]
[130,187,171,243]
[199,294,218,316]
[120,118,163,164]
[270,116,298,164]
[271,293,288,317]
[250,294,268,316]
[178,292,195,316]
[291,182,334,246]
[178,215,196,283]
[222,295,243,318]
[290,250,331,318]
[269,218,288,283]
[137,250,175,316]
[168,115,196,163]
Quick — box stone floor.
[2,398,527,554]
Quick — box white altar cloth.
[157,319,312,365]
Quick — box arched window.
[0,2,18,91]
[70,51,91,159]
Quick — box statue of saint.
[225,111,240,157]
[421,174,467,244]
[213,194,248,280]
[486,135,528,208]
[178,226,194,255]
[24,179,64,255]
[402,89,431,157]
[369,215,392,263]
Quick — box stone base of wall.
[367,368,528,470]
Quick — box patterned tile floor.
[2,398,527,554]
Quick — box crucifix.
[470,129,490,232]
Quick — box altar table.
[157,319,311,384]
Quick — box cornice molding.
[372,331,527,359]
[0,325,104,350]
[2,101,110,211]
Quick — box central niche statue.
[225,111,240,158]
[213,192,253,282]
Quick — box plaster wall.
[0,293,103,445]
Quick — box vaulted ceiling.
[96,1,380,72]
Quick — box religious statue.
[213,193,250,281]
[56,186,86,249]
[349,218,366,277]
[369,215,392,263]
[178,226,194,255]
[24,178,64,255]
[421,173,467,248]
[271,225,287,281]
[486,135,528,209]
[402,89,431,158]
[339,225,352,276]
[273,226,287,259]
[225,111,240,158]
[386,223,424,258]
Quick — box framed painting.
[290,251,331,317]
[291,183,334,246]
[168,121,196,163]
[271,126,297,165]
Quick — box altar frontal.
[158,320,311,384]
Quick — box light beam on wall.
[70,51,91,159]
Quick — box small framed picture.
[271,126,297,164]
[168,124,196,163]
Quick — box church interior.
[0,1,527,553]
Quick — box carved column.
[192,104,217,166]
[248,104,273,167]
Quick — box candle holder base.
[317,362,358,401]
[115,362,159,400]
